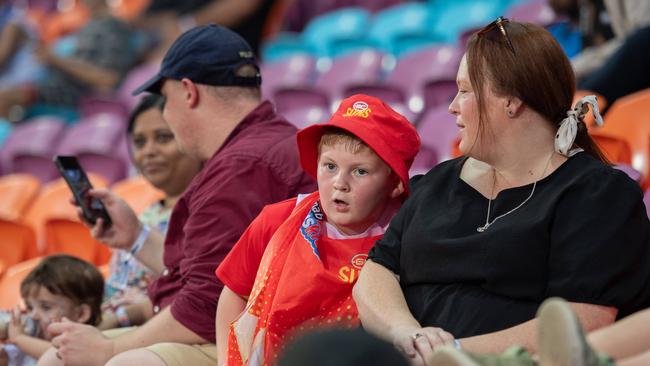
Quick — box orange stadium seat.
[0,257,43,310]
[589,88,650,187]
[111,175,164,215]
[0,175,42,272]
[23,174,111,265]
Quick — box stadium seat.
[78,96,130,121]
[349,45,462,114]
[57,113,129,184]
[417,105,460,163]
[368,3,441,56]
[589,89,650,186]
[317,50,384,102]
[111,175,164,216]
[0,174,41,222]
[506,0,557,25]
[260,32,313,63]
[302,7,371,58]
[0,174,42,271]
[644,189,650,219]
[281,106,329,129]
[0,116,67,181]
[116,62,160,111]
[261,54,317,101]
[614,164,642,183]
[0,257,43,310]
[23,174,110,264]
[409,145,438,177]
[429,0,509,43]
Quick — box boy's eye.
[324,163,336,172]
[354,168,368,176]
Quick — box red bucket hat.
[297,94,421,196]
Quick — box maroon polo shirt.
[148,101,316,343]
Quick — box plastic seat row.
[262,0,555,61]
[265,45,462,120]
[0,173,163,276]
[0,112,132,183]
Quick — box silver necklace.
[476,153,555,233]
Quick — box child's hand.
[6,307,25,343]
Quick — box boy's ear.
[74,304,92,324]
[390,179,405,199]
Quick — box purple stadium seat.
[348,45,462,115]
[409,145,437,177]
[416,105,459,163]
[78,96,130,121]
[317,49,384,101]
[56,113,128,183]
[273,50,384,113]
[116,62,159,111]
[0,117,66,181]
[614,164,642,183]
[506,0,557,26]
[261,54,317,101]
[644,188,650,219]
[281,106,329,129]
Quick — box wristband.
[115,306,130,327]
[130,224,151,256]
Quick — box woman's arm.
[215,286,247,365]
[354,260,455,366]
[460,302,616,353]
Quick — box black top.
[369,153,650,338]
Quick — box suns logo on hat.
[343,101,371,118]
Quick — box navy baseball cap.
[133,24,261,96]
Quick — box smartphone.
[53,155,112,227]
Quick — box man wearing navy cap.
[39,24,315,366]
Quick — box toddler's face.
[24,286,84,340]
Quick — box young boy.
[0,254,104,365]
[215,94,421,365]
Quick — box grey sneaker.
[537,298,616,366]
[428,346,536,366]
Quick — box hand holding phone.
[53,155,112,228]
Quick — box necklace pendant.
[477,224,489,233]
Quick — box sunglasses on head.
[477,16,515,54]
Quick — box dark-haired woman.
[353,19,650,366]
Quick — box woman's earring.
[507,110,514,117]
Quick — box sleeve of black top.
[368,175,425,274]
[548,168,650,316]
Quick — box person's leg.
[105,349,166,366]
[145,342,218,366]
[537,298,614,366]
[588,308,650,361]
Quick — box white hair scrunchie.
[554,95,604,156]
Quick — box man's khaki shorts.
[104,327,218,366]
